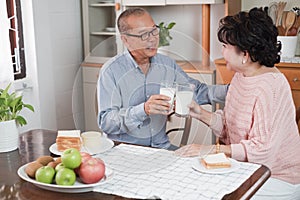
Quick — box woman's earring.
[242,60,246,64]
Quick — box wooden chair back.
[166,113,192,146]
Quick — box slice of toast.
[201,153,231,169]
[56,130,81,152]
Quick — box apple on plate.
[61,148,82,169]
[80,152,92,163]
[78,157,105,184]
[55,168,76,186]
[35,166,55,184]
[74,152,92,175]
[55,163,65,172]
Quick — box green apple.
[55,168,76,186]
[55,163,65,172]
[61,148,82,169]
[35,166,55,184]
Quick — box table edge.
[222,165,271,200]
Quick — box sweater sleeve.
[209,109,232,145]
[234,96,274,162]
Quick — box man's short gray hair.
[117,7,148,33]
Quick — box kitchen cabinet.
[214,57,300,132]
[82,0,121,63]
[122,0,166,6]
[81,0,241,64]
[82,63,102,131]
[123,0,224,6]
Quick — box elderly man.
[97,7,228,150]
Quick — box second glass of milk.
[175,83,194,117]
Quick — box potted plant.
[0,83,34,152]
[158,22,176,47]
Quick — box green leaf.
[15,115,27,126]
[0,83,11,98]
[167,22,176,29]
[0,83,34,125]
[24,104,34,112]
[158,21,176,47]
[10,96,22,109]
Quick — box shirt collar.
[124,49,156,69]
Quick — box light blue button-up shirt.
[97,50,228,149]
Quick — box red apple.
[74,152,91,175]
[80,152,92,163]
[78,157,105,184]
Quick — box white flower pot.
[0,120,19,152]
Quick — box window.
[6,0,26,80]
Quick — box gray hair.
[117,7,148,33]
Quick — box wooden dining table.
[0,129,271,200]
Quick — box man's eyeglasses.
[124,25,159,41]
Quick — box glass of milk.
[175,83,194,117]
[160,81,176,112]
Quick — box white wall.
[19,0,84,133]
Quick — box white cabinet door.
[122,0,166,6]
[166,0,223,5]
[82,67,101,131]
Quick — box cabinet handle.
[293,77,299,82]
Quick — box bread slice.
[201,153,231,169]
[56,130,81,152]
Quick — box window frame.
[7,0,26,80]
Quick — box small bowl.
[104,27,116,32]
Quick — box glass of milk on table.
[175,83,194,117]
[160,81,176,113]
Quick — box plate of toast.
[192,153,240,174]
[49,130,114,156]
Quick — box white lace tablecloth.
[93,144,261,200]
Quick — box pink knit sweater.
[211,72,300,184]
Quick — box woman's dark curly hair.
[217,7,281,67]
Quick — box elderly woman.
[175,7,300,199]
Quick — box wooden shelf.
[91,31,116,36]
[90,3,115,7]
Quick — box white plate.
[192,157,239,174]
[49,137,114,156]
[17,163,113,193]
[104,27,116,32]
